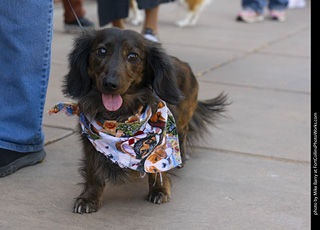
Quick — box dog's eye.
[97,48,107,58]
[127,53,138,62]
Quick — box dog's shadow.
[100,171,184,206]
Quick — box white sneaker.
[269,10,287,22]
[236,9,264,23]
[143,28,159,42]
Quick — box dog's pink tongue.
[102,94,123,111]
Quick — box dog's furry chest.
[81,133,134,183]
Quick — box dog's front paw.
[73,198,101,214]
[148,189,171,204]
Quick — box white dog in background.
[128,0,144,26]
[128,0,212,27]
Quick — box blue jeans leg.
[242,0,266,13]
[0,0,54,152]
[242,0,288,12]
[268,0,289,10]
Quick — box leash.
[66,0,84,31]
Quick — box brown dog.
[63,28,227,213]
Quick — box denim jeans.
[242,0,289,13]
[0,0,54,152]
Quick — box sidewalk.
[0,0,311,229]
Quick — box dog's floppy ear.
[146,42,184,105]
[62,31,96,99]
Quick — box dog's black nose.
[103,78,119,91]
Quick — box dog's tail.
[187,93,229,146]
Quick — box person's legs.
[62,0,95,32]
[237,0,266,23]
[268,0,288,21]
[242,0,266,13]
[112,19,126,29]
[63,0,85,23]
[0,0,54,176]
[143,7,159,33]
[137,0,174,41]
[97,0,129,27]
[109,2,160,41]
[268,0,289,10]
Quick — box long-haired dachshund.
[63,27,227,213]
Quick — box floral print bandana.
[48,101,182,173]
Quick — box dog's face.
[63,28,184,116]
[88,29,147,96]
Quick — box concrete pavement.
[0,0,311,229]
